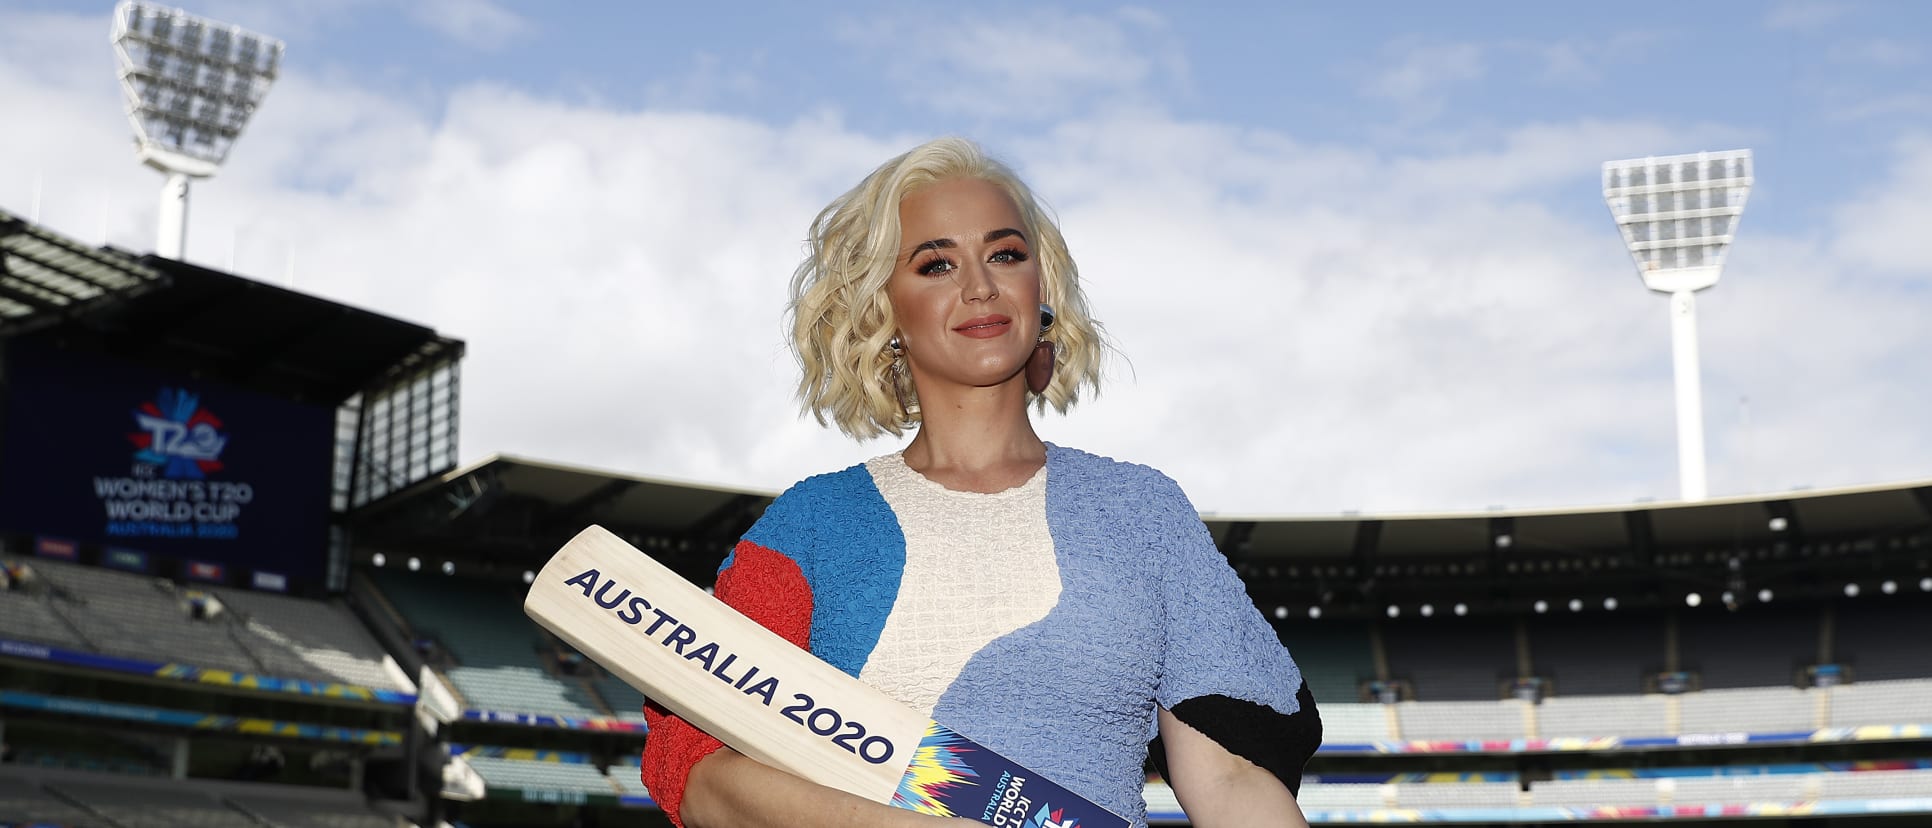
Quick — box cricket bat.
[525,525,1127,828]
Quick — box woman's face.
[887,177,1044,398]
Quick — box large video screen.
[0,341,334,588]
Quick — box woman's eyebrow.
[906,238,955,263]
[905,229,1026,263]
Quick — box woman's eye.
[989,248,1029,264]
[917,258,955,276]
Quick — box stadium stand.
[1530,777,1666,807]
[230,787,399,828]
[0,773,102,826]
[0,572,89,650]
[1677,686,1816,734]
[1679,607,1819,689]
[27,556,263,674]
[1836,600,1932,681]
[1819,768,1932,799]
[1382,618,1517,701]
[1278,621,1375,702]
[1526,614,1664,696]
[1829,678,1932,727]
[1391,780,1522,808]
[595,674,650,723]
[1318,702,1395,743]
[1395,699,1530,741]
[1293,780,1387,810]
[462,753,620,797]
[368,569,602,718]
[213,585,411,692]
[1,555,411,694]
[1535,694,1671,739]
[606,759,651,799]
[1665,773,1814,805]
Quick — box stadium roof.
[1207,478,1932,562]
[0,208,166,331]
[350,452,1932,595]
[349,454,775,583]
[0,212,463,405]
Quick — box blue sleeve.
[1147,473,1322,794]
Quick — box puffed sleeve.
[638,536,816,826]
[1147,475,1322,795]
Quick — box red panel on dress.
[639,540,813,826]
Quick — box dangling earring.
[888,336,920,427]
[1026,303,1055,395]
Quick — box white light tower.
[111,1,282,260]
[1602,150,1753,502]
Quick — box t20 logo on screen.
[129,388,228,480]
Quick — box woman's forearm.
[681,747,970,828]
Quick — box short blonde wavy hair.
[789,137,1105,440]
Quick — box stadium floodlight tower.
[111,1,282,260]
[1602,149,1753,503]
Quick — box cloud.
[835,7,1188,117]
[6,8,1930,517]
[406,0,528,50]
[1830,136,1932,276]
[1826,37,1922,67]
[1764,1,1854,31]
[1361,39,1486,118]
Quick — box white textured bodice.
[855,453,1062,717]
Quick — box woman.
[641,138,1320,827]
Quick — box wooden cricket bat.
[525,525,1128,828]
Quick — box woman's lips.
[953,315,1012,339]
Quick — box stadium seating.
[231,792,398,828]
[1394,699,1529,741]
[46,778,262,827]
[0,773,102,826]
[606,760,651,798]
[1664,773,1815,805]
[0,574,90,650]
[1535,694,1671,739]
[369,569,603,718]
[27,557,262,674]
[595,674,650,723]
[0,765,399,828]
[463,754,620,796]
[1530,777,1666,807]
[1318,702,1395,743]
[1677,686,1815,734]
[1391,781,1522,808]
[1828,678,1932,727]
[212,585,410,692]
[1818,767,1932,798]
[1293,780,1388,809]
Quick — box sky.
[3,1,1930,516]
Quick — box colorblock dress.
[640,444,1320,827]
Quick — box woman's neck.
[900,380,1046,494]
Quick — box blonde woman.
[641,138,1320,828]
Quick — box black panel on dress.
[1148,680,1323,797]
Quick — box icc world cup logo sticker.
[129,388,228,480]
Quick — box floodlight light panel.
[112,0,282,174]
[1601,150,1753,290]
